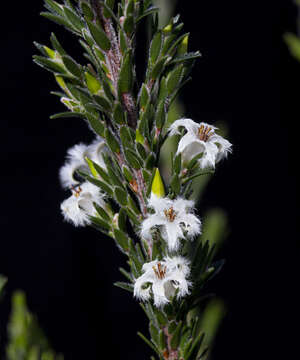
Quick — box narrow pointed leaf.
[113,229,130,252]
[114,282,133,292]
[86,19,111,51]
[62,55,82,77]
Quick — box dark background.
[1,0,299,359]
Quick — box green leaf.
[119,267,132,282]
[170,174,181,195]
[129,239,143,270]
[155,100,166,130]
[136,6,159,23]
[122,165,134,182]
[149,322,159,347]
[125,207,141,226]
[151,56,168,80]
[186,153,204,170]
[93,94,112,111]
[93,202,111,222]
[183,169,214,184]
[63,6,85,32]
[118,208,128,231]
[145,152,156,170]
[105,128,120,153]
[62,55,82,77]
[124,15,134,35]
[174,153,181,174]
[124,149,142,169]
[138,102,152,138]
[158,330,167,351]
[86,19,111,51]
[85,156,98,177]
[33,55,66,74]
[113,102,125,124]
[177,33,189,55]
[113,229,130,252]
[41,12,72,29]
[161,34,176,55]
[126,0,135,15]
[90,215,111,230]
[106,164,124,188]
[144,303,159,328]
[114,187,128,206]
[120,126,134,148]
[128,195,140,215]
[80,1,94,21]
[136,143,147,159]
[170,321,182,350]
[101,76,115,102]
[33,42,49,57]
[106,0,115,9]
[85,72,101,94]
[114,282,133,292]
[139,84,150,109]
[137,332,160,357]
[185,333,205,360]
[82,27,95,47]
[151,168,165,197]
[85,113,105,137]
[167,32,190,56]
[158,76,168,103]
[150,31,162,64]
[168,321,177,334]
[170,51,202,65]
[118,50,133,94]
[166,65,183,94]
[119,29,128,54]
[50,112,85,119]
[85,175,113,196]
[44,0,64,15]
[50,32,66,55]
[153,309,168,327]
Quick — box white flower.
[169,118,232,169]
[59,139,106,189]
[59,143,89,189]
[60,182,105,227]
[141,195,201,251]
[87,138,107,169]
[134,256,191,307]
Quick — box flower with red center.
[134,256,191,307]
[60,182,105,227]
[141,195,201,251]
[169,118,232,169]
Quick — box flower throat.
[164,207,177,222]
[152,262,167,280]
[198,124,213,142]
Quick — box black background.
[1,1,299,359]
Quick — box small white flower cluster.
[134,119,232,307]
[60,138,107,227]
[58,119,231,308]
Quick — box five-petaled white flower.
[61,182,105,227]
[59,139,106,189]
[141,195,201,251]
[134,256,191,307]
[169,118,232,169]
